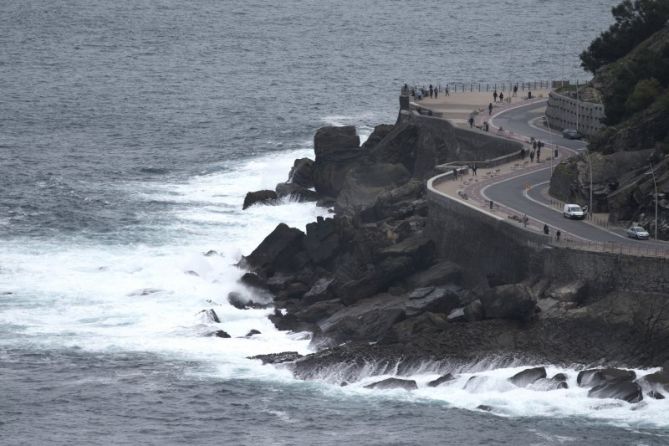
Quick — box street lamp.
[646,163,659,240]
[584,150,593,219]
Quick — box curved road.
[486,100,667,249]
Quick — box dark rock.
[275,182,319,202]
[266,273,295,293]
[405,286,463,317]
[245,329,261,337]
[128,288,163,296]
[648,390,665,399]
[476,405,494,412]
[480,284,536,322]
[210,329,231,338]
[227,292,269,310]
[337,256,415,306]
[361,124,394,150]
[304,217,340,265]
[185,270,199,277]
[316,197,336,208]
[640,370,669,392]
[547,280,589,304]
[249,351,303,365]
[588,381,643,403]
[302,277,335,305]
[198,309,220,323]
[295,299,345,324]
[447,307,466,322]
[243,223,307,274]
[204,250,218,256]
[405,261,463,288]
[243,190,278,210]
[464,376,487,390]
[509,367,547,387]
[335,163,411,214]
[383,312,449,344]
[314,126,360,156]
[380,236,435,270]
[464,299,484,321]
[288,158,315,188]
[427,373,455,387]
[278,282,309,300]
[408,287,434,299]
[240,272,268,290]
[551,373,568,382]
[268,309,316,333]
[364,378,418,390]
[577,368,636,388]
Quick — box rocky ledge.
[236,106,669,395]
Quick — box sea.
[1,1,668,444]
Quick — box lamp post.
[575,80,580,134]
[647,163,659,240]
[584,150,593,219]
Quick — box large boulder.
[313,126,363,197]
[480,284,536,322]
[588,381,643,403]
[304,217,340,265]
[275,182,319,202]
[295,299,344,324]
[380,235,435,270]
[314,126,360,157]
[364,378,418,390]
[427,373,455,387]
[405,261,463,288]
[509,367,547,387]
[302,277,335,305]
[577,368,636,388]
[335,163,411,214]
[288,158,315,188]
[640,370,669,392]
[249,351,303,365]
[362,124,394,150]
[337,256,415,305]
[242,190,277,210]
[405,286,463,316]
[243,223,307,274]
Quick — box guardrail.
[401,80,590,95]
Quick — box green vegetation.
[580,0,669,74]
[625,78,662,114]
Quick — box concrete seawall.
[427,173,669,293]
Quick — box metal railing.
[401,80,590,96]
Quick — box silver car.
[626,225,650,240]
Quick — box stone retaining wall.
[545,90,605,137]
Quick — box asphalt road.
[486,101,667,249]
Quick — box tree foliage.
[580,0,669,73]
[625,78,662,113]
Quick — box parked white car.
[563,204,585,220]
[626,225,650,240]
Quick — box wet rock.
[337,256,414,306]
[304,217,340,265]
[648,390,665,399]
[295,299,344,324]
[242,190,277,210]
[509,367,547,387]
[249,351,303,365]
[275,182,319,202]
[240,272,268,290]
[245,329,261,337]
[314,126,360,156]
[364,378,418,390]
[243,223,307,274]
[278,282,309,300]
[383,312,448,344]
[198,309,221,323]
[476,405,493,412]
[464,376,487,391]
[464,299,484,321]
[210,329,231,338]
[405,286,463,316]
[577,368,636,388]
[335,163,411,214]
[288,158,315,188]
[361,124,393,150]
[204,250,218,257]
[313,126,362,197]
[551,373,568,382]
[128,288,163,296]
[185,270,199,277]
[480,284,536,322]
[427,373,455,387]
[227,292,269,310]
[408,287,434,299]
[639,370,669,392]
[588,381,643,403]
[302,277,335,305]
[447,307,466,322]
[380,235,435,269]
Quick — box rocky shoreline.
[235,105,669,404]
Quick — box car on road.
[626,225,650,240]
[562,128,582,140]
[563,204,586,220]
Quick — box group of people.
[405,83,450,100]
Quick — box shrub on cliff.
[580,0,669,74]
[625,78,663,114]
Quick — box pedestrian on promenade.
[488,102,493,115]
[536,145,541,162]
[434,88,438,99]
[520,148,526,160]
[453,167,458,179]
[554,148,559,159]
[528,90,532,99]
[483,121,489,131]
[493,90,498,102]
[543,224,549,235]
[532,140,537,150]
[445,86,449,96]
[430,85,434,98]
[468,116,474,128]
[513,85,518,97]
[522,214,529,227]
[530,150,535,162]
[499,92,504,102]
[471,164,478,175]
[556,230,561,241]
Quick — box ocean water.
[2,0,667,444]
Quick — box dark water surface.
[3,1,667,444]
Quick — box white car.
[626,225,650,240]
[563,204,585,220]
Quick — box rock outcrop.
[243,190,278,210]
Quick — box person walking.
[471,164,478,176]
[522,214,529,227]
[530,150,535,162]
[488,102,493,115]
[556,230,561,241]
[532,140,537,151]
[536,145,541,162]
[554,148,559,159]
[445,85,449,96]
[493,90,498,102]
[543,224,549,235]
[520,148,526,160]
[453,167,458,179]
[468,116,474,128]
[513,85,518,97]
[499,92,504,102]
[434,88,438,99]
